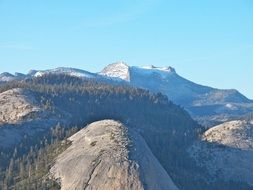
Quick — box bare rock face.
[203,120,253,149]
[190,120,253,186]
[100,62,130,81]
[0,88,44,124]
[50,120,178,190]
[0,88,63,147]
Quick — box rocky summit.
[50,120,178,190]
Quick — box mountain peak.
[0,72,14,77]
[114,61,128,67]
[0,72,15,82]
[100,62,177,81]
[100,61,130,81]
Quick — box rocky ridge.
[50,120,178,190]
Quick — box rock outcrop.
[0,88,44,124]
[50,120,178,190]
[0,88,65,147]
[190,120,253,186]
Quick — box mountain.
[0,67,97,83]
[190,120,253,186]
[0,72,28,83]
[100,62,253,126]
[0,72,15,82]
[50,120,178,190]
[100,62,130,81]
[0,72,252,189]
[28,67,96,78]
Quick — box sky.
[0,0,252,98]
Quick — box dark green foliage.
[0,124,78,189]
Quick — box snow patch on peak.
[225,103,237,110]
[32,67,94,78]
[113,61,128,67]
[131,65,176,79]
[100,62,176,81]
[141,65,176,73]
[100,61,130,81]
[34,71,44,77]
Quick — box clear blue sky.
[0,0,252,98]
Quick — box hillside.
[0,87,65,147]
[0,74,199,189]
[50,120,178,190]
[190,120,253,186]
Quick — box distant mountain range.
[2,62,252,126]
